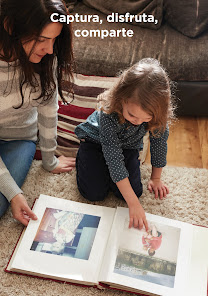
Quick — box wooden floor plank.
[197,118,208,169]
[145,117,207,169]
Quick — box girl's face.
[22,22,63,63]
[122,101,152,126]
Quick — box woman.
[0,0,75,225]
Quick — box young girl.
[142,224,162,256]
[75,58,174,231]
[0,0,75,226]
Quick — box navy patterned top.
[75,110,169,183]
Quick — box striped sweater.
[0,59,59,202]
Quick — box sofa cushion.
[72,2,208,82]
[34,74,118,159]
[164,0,208,38]
[83,0,163,29]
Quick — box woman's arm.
[37,75,75,173]
[0,157,37,225]
[116,177,148,231]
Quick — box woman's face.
[122,101,152,126]
[22,22,63,63]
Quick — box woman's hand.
[128,198,148,231]
[51,155,76,174]
[148,178,169,199]
[10,194,38,226]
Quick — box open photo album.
[6,194,208,296]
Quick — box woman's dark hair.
[0,0,74,107]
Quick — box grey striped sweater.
[0,59,59,202]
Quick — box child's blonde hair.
[98,58,175,136]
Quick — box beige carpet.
[0,160,208,296]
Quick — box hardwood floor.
[145,117,208,169]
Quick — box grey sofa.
[71,0,208,116]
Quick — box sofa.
[36,0,208,159]
[66,0,208,117]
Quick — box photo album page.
[98,207,208,296]
[7,194,115,286]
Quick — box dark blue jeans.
[76,141,143,201]
[0,140,36,217]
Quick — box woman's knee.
[0,194,10,218]
[0,140,36,188]
[10,141,36,183]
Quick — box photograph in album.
[114,219,181,288]
[30,207,101,260]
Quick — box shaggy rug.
[0,160,208,296]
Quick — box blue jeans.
[0,140,36,218]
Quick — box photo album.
[6,194,208,296]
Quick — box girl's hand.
[147,179,169,199]
[128,199,148,231]
[10,194,38,226]
[51,156,76,174]
[116,177,148,231]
